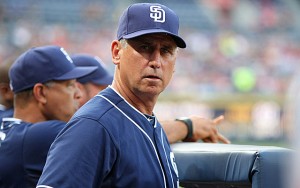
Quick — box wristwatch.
[175,117,193,141]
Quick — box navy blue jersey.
[0,108,13,124]
[0,118,65,188]
[37,86,179,188]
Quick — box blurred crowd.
[1,0,300,98]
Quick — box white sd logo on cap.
[60,47,73,63]
[150,5,165,23]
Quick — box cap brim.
[54,66,98,80]
[122,29,186,48]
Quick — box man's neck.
[14,103,47,123]
[110,84,157,115]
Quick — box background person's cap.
[9,45,98,93]
[117,3,186,48]
[71,54,113,85]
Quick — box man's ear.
[0,83,13,98]
[3,84,13,99]
[32,83,47,104]
[111,40,121,65]
[0,84,7,96]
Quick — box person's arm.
[161,115,231,144]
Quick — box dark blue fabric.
[9,45,97,93]
[0,119,66,188]
[117,3,186,48]
[171,143,292,188]
[38,87,179,188]
[72,54,113,85]
[0,108,13,125]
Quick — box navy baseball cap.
[9,45,98,93]
[117,3,186,48]
[71,54,113,85]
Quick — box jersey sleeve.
[37,118,117,188]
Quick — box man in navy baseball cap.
[117,3,186,48]
[0,56,15,125]
[71,54,113,107]
[9,45,97,93]
[37,3,186,188]
[0,45,98,187]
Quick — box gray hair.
[120,39,128,48]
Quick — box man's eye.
[162,48,169,53]
[68,82,76,88]
[140,45,151,51]
[162,48,173,55]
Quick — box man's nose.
[74,82,83,100]
[149,50,162,68]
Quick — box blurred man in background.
[0,45,97,187]
[0,56,15,122]
[72,54,113,107]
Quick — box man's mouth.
[144,75,161,80]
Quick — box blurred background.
[1,0,300,147]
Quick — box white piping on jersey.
[108,86,157,128]
[97,94,167,188]
[36,185,53,188]
[1,117,22,130]
[0,104,6,111]
[160,128,176,188]
[2,117,21,123]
